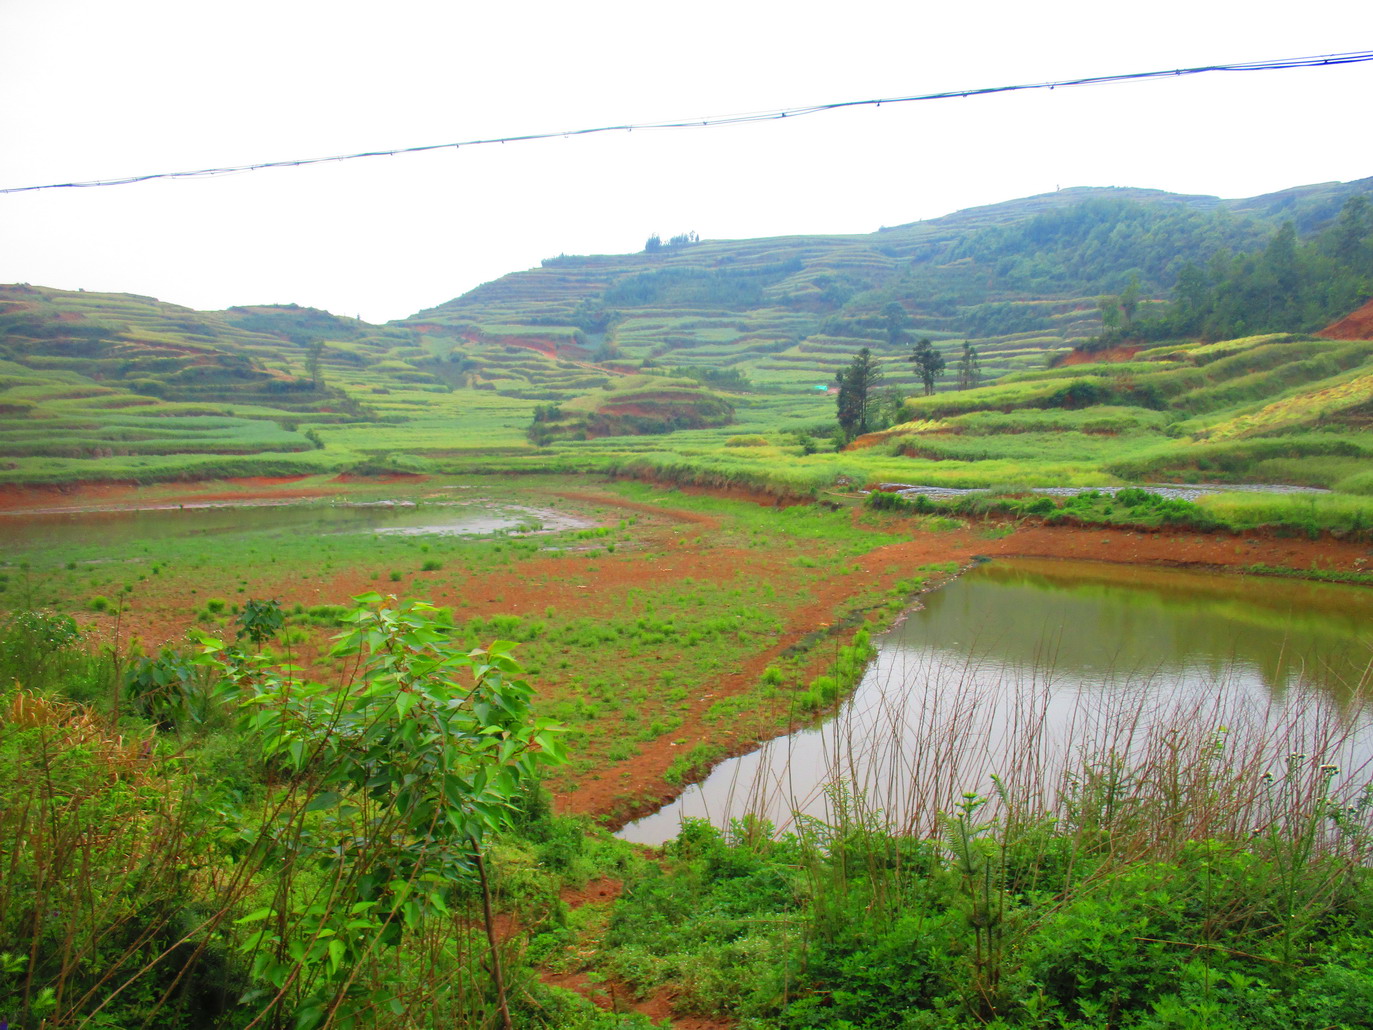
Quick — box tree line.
[834,314,980,439]
[1100,195,1373,345]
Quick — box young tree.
[1330,194,1372,266]
[1173,263,1209,319]
[883,301,913,349]
[198,597,563,1030]
[1119,273,1142,326]
[835,347,884,439]
[872,386,909,430]
[304,341,325,387]
[909,337,946,396]
[955,341,981,391]
[1098,296,1120,336]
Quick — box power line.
[3,49,1370,196]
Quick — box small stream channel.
[620,558,1373,846]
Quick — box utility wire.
[3,49,1370,195]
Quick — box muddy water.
[0,497,594,552]
[620,558,1373,845]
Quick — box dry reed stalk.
[664,639,1373,864]
[4,688,156,781]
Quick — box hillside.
[882,332,1373,496]
[406,178,1373,395]
[0,288,347,475]
[1,177,1370,492]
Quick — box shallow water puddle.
[0,496,596,550]
[370,502,593,537]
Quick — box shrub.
[0,609,83,692]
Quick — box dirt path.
[545,884,734,1029]
[500,876,733,1028]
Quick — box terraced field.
[4,179,1373,500]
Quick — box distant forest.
[942,196,1270,295]
[1146,195,1373,340]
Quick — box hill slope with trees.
[0,177,1370,492]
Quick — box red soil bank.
[1319,298,1373,340]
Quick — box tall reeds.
[620,640,1373,1024]
[680,642,1373,864]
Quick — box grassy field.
[7,472,1369,821]
[4,472,1372,1029]
[0,476,965,816]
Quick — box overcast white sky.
[2,0,1370,323]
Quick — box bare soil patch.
[1057,343,1143,365]
[1320,298,1373,340]
[977,522,1373,572]
[0,476,328,513]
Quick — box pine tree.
[835,347,884,439]
[955,341,981,391]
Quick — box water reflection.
[620,558,1373,846]
[0,497,595,551]
[930,558,1373,700]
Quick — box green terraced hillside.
[404,179,1373,396]
[0,286,454,481]
[2,178,1370,493]
[879,332,1373,495]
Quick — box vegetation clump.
[598,734,1373,1028]
[0,596,590,1030]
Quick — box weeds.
[603,554,1373,1026]
[0,596,657,1030]
[607,663,1373,1026]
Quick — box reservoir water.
[620,557,1373,845]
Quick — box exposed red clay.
[1057,343,1143,365]
[1319,298,1373,341]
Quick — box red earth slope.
[1319,298,1373,340]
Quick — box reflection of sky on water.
[621,558,1373,846]
[921,558,1373,699]
[0,498,594,551]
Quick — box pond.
[620,557,1373,845]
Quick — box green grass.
[0,474,939,796]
